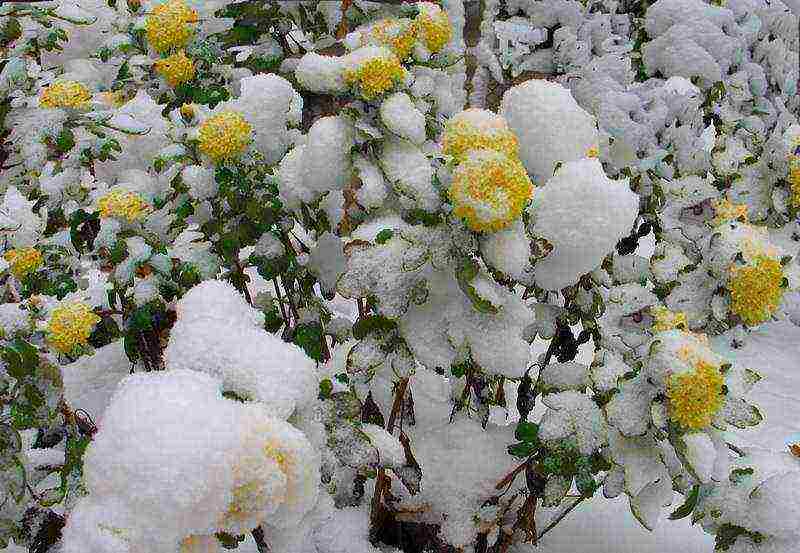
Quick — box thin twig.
[537,497,585,541]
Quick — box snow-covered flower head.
[442,109,519,163]
[358,18,418,60]
[46,301,100,354]
[145,0,199,54]
[448,149,532,232]
[197,110,253,163]
[4,247,43,280]
[39,79,92,110]
[343,46,406,101]
[97,187,151,222]
[415,2,453,54]
[154,50,195,87]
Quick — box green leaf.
[507,441,536,458]
[514,422,540,443]
[352,315,397,340]
[375,229,394,244]
[669,485,700,520]
[318,379,333,400]
[2,339,39,380]
[293,323,324,362]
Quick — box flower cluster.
[145,0,199,54]
[97,188,151,222]
[4,247,43,279]
[46,301,101,354]
[39,80,92,110]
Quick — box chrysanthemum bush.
[0,1,798,552]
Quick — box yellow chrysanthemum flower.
[198,110,253,163]
[442,109,519,163]
[711,198,748,226]
[667,359,725,430]
[415,3,452,53]
[651,306,688,332]
[366,18,418,60]
[344,53,406,101]
[586,145,599,158]
[4,247,43,279]
[449,149,534,232]
[39,80,92,110]
[728,254,784,327]
[145,0,199,54]
[789,159,800,208]
[98,189,151,222]
[154,50,195,87]
[47,302,100,354]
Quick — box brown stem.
[272,278,288,324]
[494,460,528,492]
[370,377,410,539]
[252,526,270,552]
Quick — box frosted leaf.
[680,432,717,483]
[360,424,405,468]
[590,348,631,393]
[380,137,439,212]
[539,391,607,455]
[295,52,346,94]
[308,232,346,296]
[380,92,426,145]
[542,475,571,507]
[605,376,657,437]
[540,362,590,393]
[303,116,355,198]
[479,218,532,280]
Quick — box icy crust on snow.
[531,158,639,290]
[501,80,598,184]
[62,370,320,553]
[164,279,318,419]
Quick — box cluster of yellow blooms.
[343,53,407,101]
[711,198,748,226]
[449,150,533,232]
[154,50,196,87]
[415,3,453,54]
[650,306,688,332]
[728,254,784,327]
[145,0,199,54]
[366,19,418,60]
[4,247,43,279]
[444,109,533,232]
[98,189,151,222]
[198,110,253,163]
[442,109,520,163]
[47,302,101,354]
[667,357,725,430]
[364,4,452,59]
[39,80,92,110]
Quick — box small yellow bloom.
[667,359,725,430]
[4,247,43,279]
[415,3,452,54]
[442,109,519,163]
[711,198,748,226]
[145,0,199,54]
[586,145,599,158]
[198,110,253,163]
[39,80,92,110]
[180,103,196,121]
[98,189,151,222]
[728,254,784,327]
[154,50,195,87]
[47,302,100,354]
[344,53,406,101]
[449,149,534,232]
[366,18,418,60]
[651,306,688,332]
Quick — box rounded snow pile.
[501,80,599,185]
[164,279,318,419]
[531,158,639,290]
[61,370,320,553]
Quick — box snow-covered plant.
[0,1,798,553]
